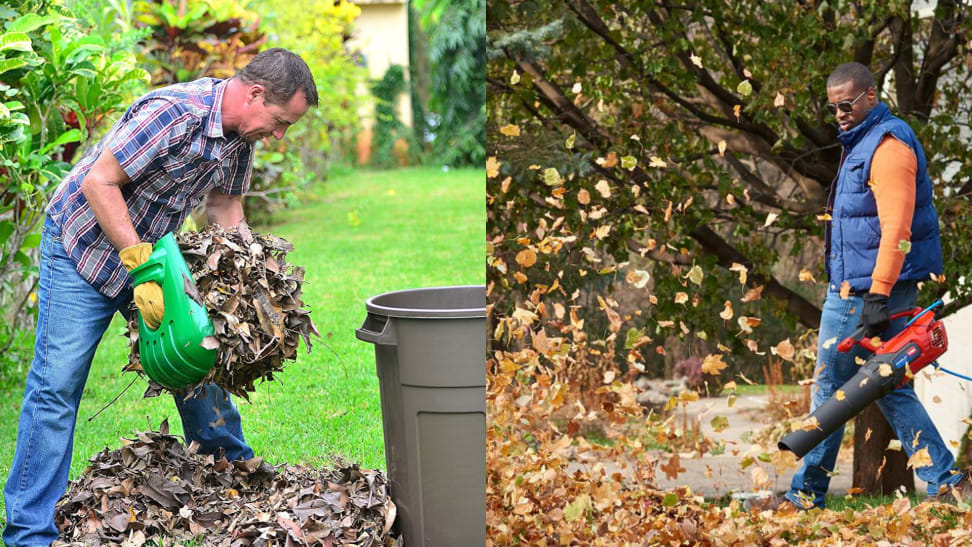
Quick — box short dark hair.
[236,48,319,107]
[827,62,875,93]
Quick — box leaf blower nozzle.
[778,300,947,459]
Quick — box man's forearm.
[205,192,245,227]
[80,149,139,250]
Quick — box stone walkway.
[570,393,931,500]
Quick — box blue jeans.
[786,282,960,509]
[3,216,253,546]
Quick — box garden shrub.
[0,0,149,377]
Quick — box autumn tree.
[487,0,972,494]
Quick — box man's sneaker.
[936,470,972,504]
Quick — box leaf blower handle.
[120,242,165,330]
[836,306,923,354]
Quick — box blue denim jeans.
[3,216,253,546]
[785,282,960,509]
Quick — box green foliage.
[251,0,367,169]
[423,0,485,167]
[133,0,264,84]
[0,1,148,376]
[486,1,972,377]
[369,64,412,169]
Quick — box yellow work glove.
[119,242,165,330]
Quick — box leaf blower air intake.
[778,300,948,459]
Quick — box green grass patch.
[0,166,484,522]
[730,383,804,396]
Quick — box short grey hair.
[236,48,319,107]
[827,62,875,93]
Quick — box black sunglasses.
[826,89,868,115]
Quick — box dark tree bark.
[853,404,915,494]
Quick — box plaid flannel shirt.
[46,78,254,298]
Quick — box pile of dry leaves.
[125,224,320,399]
[54,420,398,546]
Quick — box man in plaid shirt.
[3,48,317,545]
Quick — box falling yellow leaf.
[701,353,728,375]
[690,53,703,68]
[908,446,932,469]
[898,240,912,254]
[649,156,667,168]
[718,140,727,157]
[855,356,867,366]
[726,193,735,206]
[593,224,611,239]
[711,415,729,432]
[513,271,528,284]
[565,133,575,149]
[500,124,521,136]
[571,82,582,94]
[737,80,753,96]
[737,316,760,334]
[501,177,512,193]
[621,155,637,170]
[719,301,734,321]
[741,285,763,303]
[595,179,611,198]
[764,212,779,228]
[774,338,795,362]
[674,292,689,305]
[723,381,738,391]
[839,281,851,300]
[751,466,769,489]
[510,69,520,84]
[543,167,563,186]
[686,265,704,286]
[799,268,816,283]
[835,390,845,401]
[626,269,651,289]
[823,336,838,349]
[816,213,833,221]
[733,104,741,120]
[888,439,903,451]
[729,262,748,285]
[878,363,893,377]
[679,390,700,403]
[577,188,591,205]
[798,416,821,432]
[516,249,537,268]
[486,156,500,178]
[774,92,785,107]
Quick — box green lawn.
[0,166,484,521]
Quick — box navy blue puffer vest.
[825,102,942,291]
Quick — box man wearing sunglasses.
[773,62,969,510]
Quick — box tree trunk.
[853,403,914,494]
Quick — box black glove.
[860,293,890,338]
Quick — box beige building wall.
[348,0,413,130]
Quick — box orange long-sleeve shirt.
[869,135,917,296]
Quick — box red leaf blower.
[779,300,948,458]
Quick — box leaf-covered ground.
[54,421,399,546]
[487,308,972,545]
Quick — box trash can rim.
[365,285,486,319]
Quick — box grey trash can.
[355,285,486,547]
